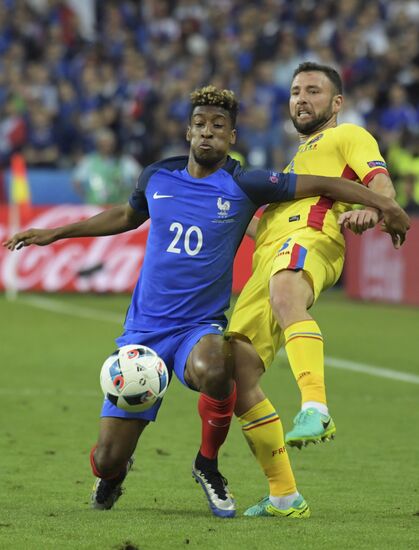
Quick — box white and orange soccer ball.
[100,345,169,412]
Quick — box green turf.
[1,291,418,549]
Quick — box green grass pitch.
[1,291,418,549]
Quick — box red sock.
[89,445,124,480]
[90,445,102,477]
[198,384,237,459]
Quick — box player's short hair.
[293,62,343,95]
[190,85,239,127]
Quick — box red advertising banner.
[0,205,255,293]
[344,219,419,306]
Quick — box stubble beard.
[291,105,335,136]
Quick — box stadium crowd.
[0,0,418,209]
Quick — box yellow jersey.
[255,123,389,248]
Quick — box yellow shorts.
[228,227,344,368]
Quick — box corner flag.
[6,154,31,300]
[10,153,31,207]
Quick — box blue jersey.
[125,156,296,331]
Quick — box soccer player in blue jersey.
[4,86,409,518]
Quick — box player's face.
[289,71,343,135]
[187,106,236,167]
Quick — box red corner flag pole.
[6,154,31,300]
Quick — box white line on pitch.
[0,387,98,396]
[14,294,419,386]
[324,356,419,384]
[275,351,419,384]
[20,294,125,324]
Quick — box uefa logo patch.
[367,160,387,168]
[269,171,280,184]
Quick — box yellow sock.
[284,319,326,406]
[238,399,296,497]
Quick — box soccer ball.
[100,345,169,412]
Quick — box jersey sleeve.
[129,156,189,215]
[337,124,389,186]
[234,167,297,206]
[128,164,155,216]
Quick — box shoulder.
[335,123,374,141]
[143,155,189,176]
[222,161,296,206]
[152,155,189,171]
[219,156,244,178]
[139,156,189,187]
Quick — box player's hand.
[380,201,410,249]
[2,228,57,251]
[338,209,380,234]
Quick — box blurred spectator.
[0,0,416,188]
[273,34,305,93]
[55,79,81,163]
[379,84,417,132]
[0,96,27,165]
[239,104,282,168]
[387,130,419,214]
[402,174,419,215]
[25,62,58,113]
[23,105,59,167]
[73,128,141,204]
[339,96,365,127]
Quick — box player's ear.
[186,125,191,142]
[230,129,237,145]
[332,94,343,114]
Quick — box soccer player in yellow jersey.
[228,62,401,516]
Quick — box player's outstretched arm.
[294,175,410,247]
[3,203,147,251]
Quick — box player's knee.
[270,270,313,317]
[269,289,294,319]
[194,357,232,397]
[270,279,311,325]
[186,336,234,396]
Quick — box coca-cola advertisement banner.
[344,220,419,306]
[0,205,255,293]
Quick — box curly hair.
[190,85,239,127]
